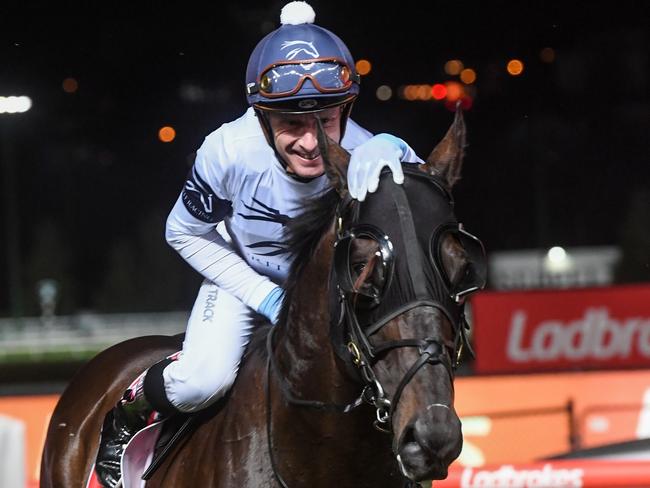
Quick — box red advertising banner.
[471,284,650,374]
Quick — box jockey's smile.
[268,106,342,179]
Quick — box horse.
[41,108,486,487]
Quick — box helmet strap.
[339,99,355,140]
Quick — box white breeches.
[162,279,256,413]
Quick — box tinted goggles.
[253,58,359,98]
[431,223,487,303]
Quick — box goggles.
[247,58,360,99]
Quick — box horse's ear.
[420,106,466,188]
[316,117,350,197]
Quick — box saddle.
[141,396,228,480]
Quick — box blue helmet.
[245,2,360,113]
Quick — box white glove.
[348,134,407,201]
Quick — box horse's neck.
[269,230,399,485]
[274,229,356,405]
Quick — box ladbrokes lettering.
[507,307,650,362]
[460,464,584,488]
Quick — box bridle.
[265,167,486,486]
[329,170,482,432]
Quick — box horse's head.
[317,110,486,481]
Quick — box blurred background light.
[445,81,464,101]
[431,83,447,100]
[375,85,393,101]
[62,78,79,93]
[460,68,477,84]
[545,246,572,272]
[0,95,32,114]
[158,126,176,143]
[417,84,432,100]
[403,85,417,101]
[507,59,525,76]
[548,246,567,263]
[540,47,556,63]
[355,59,372,76]
[444,59,464,75]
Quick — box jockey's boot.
[95,358,177,488]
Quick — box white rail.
[0,312,188,359]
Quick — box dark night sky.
[0,1,648,314]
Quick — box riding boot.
[95,358,177,488]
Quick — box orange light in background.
[445,81,463,102]
[158,126,176,143]
[431,83,447,100]
[460,68,476,84]
[540,47,556,63]
[417,84,432,101]
[444,59,464,76]
[507,59,525,76]
[404,85,418,101]
[62,78,78,93]
[356,59,372,76]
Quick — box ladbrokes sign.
[472,285,650,374]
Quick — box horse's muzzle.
[395,406,463,481]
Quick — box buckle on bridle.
[374,397,392,433]
[347,341,362,366]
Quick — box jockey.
[94,2,423,486]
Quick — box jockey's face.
[268,106,343,179]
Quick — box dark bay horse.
[41,109,486,487]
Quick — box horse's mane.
[280,187,340,324]
[245,188,340,357]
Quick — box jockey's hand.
[348,134,407,202]
[257,286,285,325]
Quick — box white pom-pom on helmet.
[245,1,360,114]
[280,1,315,25]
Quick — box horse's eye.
[351,259,379,296]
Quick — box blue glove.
[257,286,285,325]
[348,133,407,202]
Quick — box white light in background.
[545,246,572,272]
[0,96,32,114]
[376,85,392,101]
